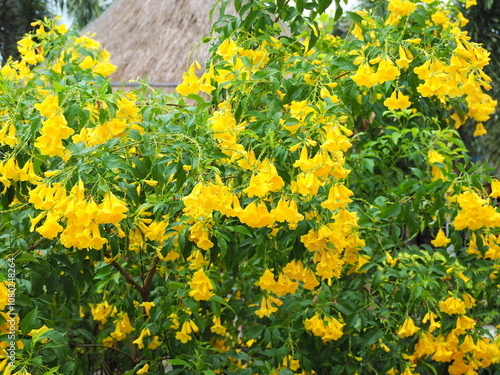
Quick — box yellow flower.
[175,320,198,343]
[427,150,445,165]
[439,296,466,315]
[238,201,275,228]
[188,269,214,301]
[290,172,321,197]
[148,335,162,349]
[132,328,151,349]
[351,63,378,88]
[396,46,413,69]
[321,184,353,211]
[255,296,283,318]
[383,90,411,110]
[396,317,420,338]
[473,122,487,136]
[210,316,227,335]
[0,121,18,147]
[462,292,475,308]
[139,302,155,317]
[454,314,475,335]
[257,269,276,291]
[375,58,400,84]
[28,325,52,343]
[270,197,304,227]
[385,252,398,267]
[388,0,417,17]
[97,192,128,225]
[422,311,441,333]
[137,363,149,374]
[274,273,299,297]
[466,0,477,8]
[459,334,476,352]
[304,313,344,342]
[110,313,135,341]
[431,229,451,247]
[35,211,63,239]
[490,179,500,198]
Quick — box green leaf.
[381,203,401,219]
[168,358,190,367]
[21,306,39,335]
[218,237,228,261]
[211,295,236,315]
[14,252,39,264]
[345,11,363,24]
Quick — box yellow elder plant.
[0,0,499,374]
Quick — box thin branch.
[334,71,351,80]
[142,256,160,302]
[105,251,145,296]
[29,238,45,251]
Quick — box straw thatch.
[81,0,220,87]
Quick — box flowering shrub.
[0,0,499,374]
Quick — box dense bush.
[0,1,499,374]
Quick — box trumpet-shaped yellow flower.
[110,313,135,341]
[175,320,198,343]
[384,90,411,110]
[255,295,283,318]
[139,302,155,317]
[132,328,151,349]
[238,201,275,228]
[396,317,420,338]
[351,63,378,88]
[321,184,353,211]
[148,335,162,349]
[137,363,149,374]
[210,316,227,335]
[431,229,451,247]
[188,269,214,301]
[439,296,466,315]
[422,311,441,333]
[36,211,63,239]
[304,313,345,342]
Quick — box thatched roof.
[82,0,219,87]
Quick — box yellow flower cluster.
[453,190,500,231]
[73,93,141,147]
[254,263,321,319]
[29,180,128,249]
[73,35,116,77]
[175,319,199,344]
[188,268,215,301]
[304,313,345,343]
[90,301,117,326]
[208,101,246,161]
[411,325,500,374]
[399,293,500,374]
[34,94,74,162]
[0,159,39,193]
[133,328,161,349]
[176,61,215,97]
[301,209,365,279]
[0,116,18,148]
[351,58,400,89]
[109,313,135,341]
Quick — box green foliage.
[0,1,499,375]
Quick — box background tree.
[0,0,51,63]
[0,0,110,64]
